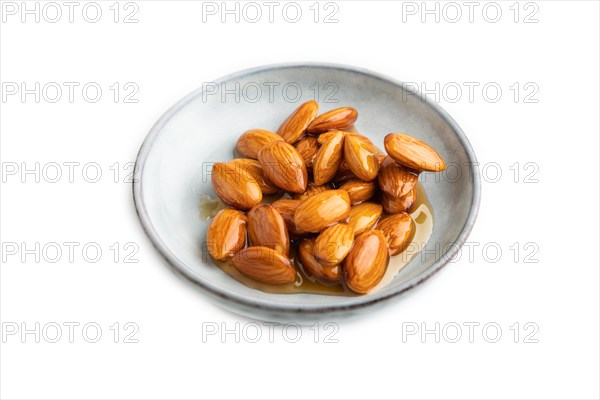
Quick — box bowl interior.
[136,64,478,312]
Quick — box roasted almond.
[293,183,332,201]
[229,158,279,195]
[313,130,345,185]
[298,238,342,282]
[232,246,296,285]
[314,223,354,267]
[339,179,377,205]
[258,141,308,193]
[277,100,319,144]
[343,230,389,294]
[377,156,419,198]
[206,209,248,261]
[376,213,415,256]
[248,204,290,256]
[294,189,351,233]
[347,202,383,236]
[270,199,306,237]
[381,188,417,214]
[384,133,446,172]
[235,129,282,159]
[343,134,379,181]
[307,107,358,134]
[211,162,262,210]
[294,136,320,170]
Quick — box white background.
[1,1,599,399]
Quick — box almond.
[313,130,345,185]
[294,189,351,233]
[247,204,290,256]
[235,129,282,159]
[229,158,279,195]
[298,238,342,282]
[211,162,262,210]
[232,246,296,285]
[277,100,319,144]
[334,160,357,182]
[294,136,320,170]
[258,141,308,193]
[381,188,417,215]
[377,156,419,198]
[339,179,377,205]
[376,213,415,256]
[347,133,385,156]
[307,107,358,134]
[314,223,354,267]
[343,134,379,181]
[347,202,383,236]
[293,183,332,201]
[317,130,347,145]
[343,230,389,294]
[384,133,446,172]
[270,199,306,237]
[206,209,248,261]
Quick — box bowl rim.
[132,62,481,315]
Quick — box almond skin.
[343,230,389,294]
[258,141,308,193]
[211,162,262,211]
[247,204,290,256]
[347,133,385,156]
[206,209,248,261]
[317,130,347,145]
[236,129,282,159]
[313,130,345,185]
[307,107,358,134]
[270,199,306,237]
[334,160,357,183]
[376,213,415,256]
[294,136,320,170]
[293,183,332,201]
[377,156,419,198]
[277,100,319,144]
[298,239,342,282]
[314,223,354,267]
[343,134,379,181]
[339,179,377,205]
[384,133,446,172]
[294,189,351,233]
[229,158,279,195]
[381,188,417,214]
[232,246,296,285]
[347,202,383,236]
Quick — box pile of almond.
[206,101,446,294]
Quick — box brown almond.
[347,202,383,236]
[334,160,357,182]
[258,141,308,193]
[377,213,415,256]
[343,134,379,181]
[343,230,389,294]
[206,209,248,261]
[294,189,351,233]
[307,107,358,134]
[270,199,306,237]
[232,246,296,285]
[377,156,419,198]
[294,136,320,170]
[317,130,347,145]
[313,130,345,185]
[298,239,342,282]
[347,133,385,156]
[229,158,279,195]
[384,133,446,172]
[247,204,290,256]
[314,223,354,267]
[211,162,262,211]
[381,188,417,215]
[293,183,332,201]
[339,179,377,205]
[235,129,282,159]
[277,100,319,144]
